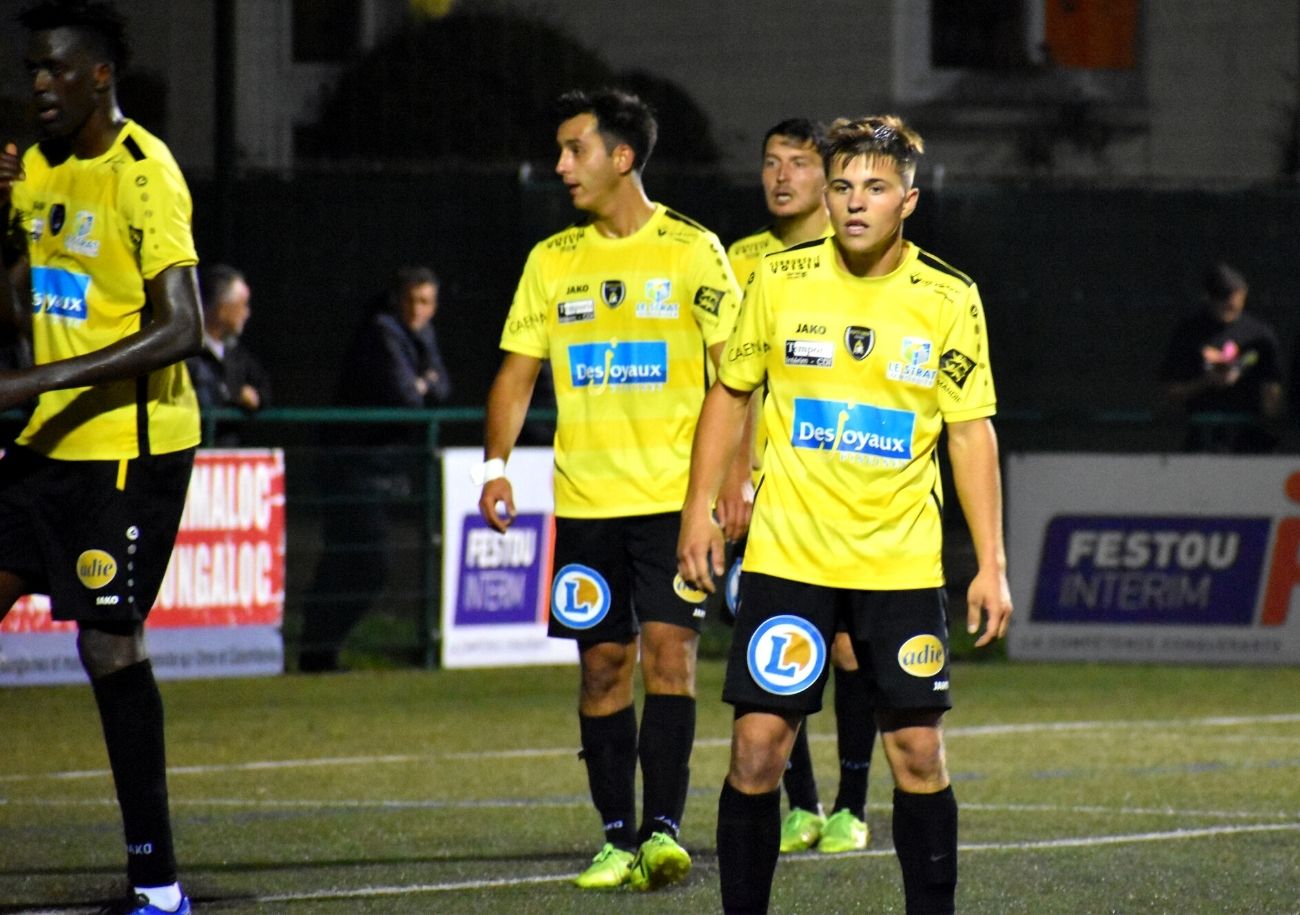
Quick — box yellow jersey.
[9,120,200,460]
[501,204,741,517]
[718,238,996,589]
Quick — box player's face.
[761,136,824,219]
[399,281,438,331]
[25,28,107,142]
[216,279,252,337]
[825,154,918,266]
[555,113,623,214]
[1209,288,1246,323]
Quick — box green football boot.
[818,808,869,853]
[779,807,826,853]
[628,831,692,891]
[573,842,635,889]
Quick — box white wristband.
[470,457,507,485]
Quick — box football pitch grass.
[2,659,1298,914]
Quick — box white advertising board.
[1007,453,1300,664]
[440,447,574,669]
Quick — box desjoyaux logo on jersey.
[567,340,669,391]
[791,398,915,460]
[550,564,611,630]
[747,615,826,695]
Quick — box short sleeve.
[117,157,197,279]
[499,245,551,359]
[689,232,743,347]
[937,283,997,421]
[716,265,771,394]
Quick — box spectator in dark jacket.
[186,264,271,445]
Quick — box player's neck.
[72,103,126,159]
[836,235,908,278]
[588,180,655,238]
[774,207,829,248]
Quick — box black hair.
[18,0,131,72]
[553,88,658,173]
[762,118,826,156]
[394,265,439,293]
[198,263,245,317]
[1204,262,1248,299]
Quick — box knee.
[728,715,797,793]
[77,623,147,680]
[580,643,634,704]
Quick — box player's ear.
[613,143,636,175]
[92,62,113,93]
[901,186,920,220]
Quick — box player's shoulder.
[727,226,775,258]
[760,235,832,273]
[659,205,723,247]
[910,246,975,288]
[113,122,189,189]
[532,221,589,258]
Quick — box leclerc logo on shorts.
[747,615,827,695]
[550,563,611,630]
[897,634,945,677]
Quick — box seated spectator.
[1158,262,1283,453]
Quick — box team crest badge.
[550,563,611,630]
[49,203,66,236]
[845,326,874,361]
[601,280,626,308]
[746,615,826,696]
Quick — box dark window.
[292,0,361,63]
[931,0,1034,70]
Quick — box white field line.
[2,713,1298,784]
[18,821,1298,914]
[4,797,1298,823]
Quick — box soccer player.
[727,118,876,857]
[678,115,1013,914]
[478,88,747,891]
[0,3,202,913]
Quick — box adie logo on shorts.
[897,634,946,678]
[76,549,118,590]
[550,564,611,630]
[673,574,708,604]
[747,615,826,695]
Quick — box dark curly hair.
[18,0,132,73]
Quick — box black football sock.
[717,781,781,914]
[91,660,178,888]
[892,786,958,915]
[781,720,821,814]
[831,667,874,818]
[578,705,638,849]
[637,694,695,841]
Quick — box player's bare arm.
[945,416,1013,647]
[677,380,750,592]
[707,341,754,542]
[478,351,541,532]
[0,263,201,412]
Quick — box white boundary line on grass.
[4,712,1297,783]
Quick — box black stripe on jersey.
[663,208,707,232]
[122,135,146,161]
[136,293,155,456]
[916,251,973,287]
[928,450,943,519]
[780,236,828,254]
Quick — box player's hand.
[478,477,516,532]
[714,470,754,543]
[0,143,22,206]
[677,506,725,594]
[966,567,1012,648]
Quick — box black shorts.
[0,445,196,623]
[549,512,707,641]
[722,572,952,715]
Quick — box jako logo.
[791,398,915,460]
[550,564,610,630]
[673,574,708,604]
[567,340,668,391]
[897,634,945,677]
[747,615,826,695]
[76,549,117,589]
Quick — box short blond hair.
[822,115,925,186]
